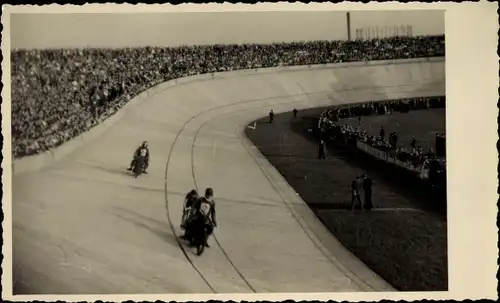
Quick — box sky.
[10,10,444,49]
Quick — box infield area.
[245,107,447,291]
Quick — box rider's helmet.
[205,188,214,198]
[189,189,198,198]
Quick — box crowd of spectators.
[11,35,445,158]
[317,96,446,181]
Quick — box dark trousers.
[364,190,373,209]
[318,147,326,159]
[205,223,214,236]
[351,193,363,210]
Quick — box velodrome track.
[11,58,445,295]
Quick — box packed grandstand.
[11,35,445,159]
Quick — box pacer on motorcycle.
[188,188,217,248]
[127,141,150,173]
[180,189,199,239]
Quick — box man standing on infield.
[269,109,275,124]
[318,139,326,159]
[362,174,373,210]
[351,176,363,210]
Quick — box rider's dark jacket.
[184,193,198,209]
[192,196,217,226]
[134,145,150,162]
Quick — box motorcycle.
[132,156,146,178]
[192,223,209,256]
[185,216,209,256]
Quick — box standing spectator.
[380,126,386,141]
[362,174,373,210]
[435,133,446,157]
[390,132,398,149]
[350,176,363,210]
[410,137,417,150]
[293,108,298,118]
[318,139,326,159]
[427,148,436,159]
[269,109,275,124]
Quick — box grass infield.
[245,107,447,291]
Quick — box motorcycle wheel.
[196,231,207,256]
[196,242,205,256]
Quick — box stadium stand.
[11,35,445,158]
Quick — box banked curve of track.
[163,90,320,293]
[163,91,313,293]
[187,99,363,292]
[166,81,426,292]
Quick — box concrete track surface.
[11,58,445,295]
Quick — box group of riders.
[180,188,217,248]
[127,141,217,248]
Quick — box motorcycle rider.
[189,188,217,248]
[127,141,150,174]
[180,189,199,239]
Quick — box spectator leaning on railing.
[11,35,445,158]
[316,96,446,180]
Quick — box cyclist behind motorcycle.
[180,189,199,239]
[189,187,217,248]
[127,141,150,174]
